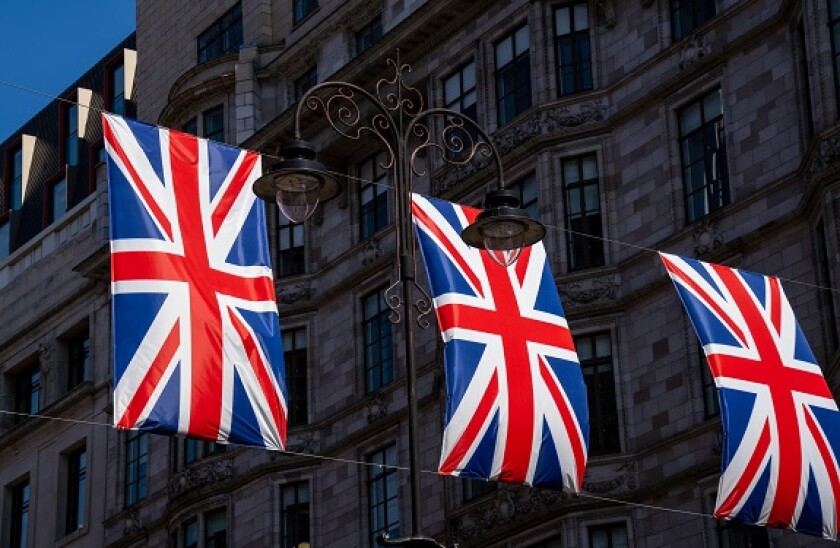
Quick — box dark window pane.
[197,3,243,63]
[294,0,318,24]
[359,152,389,239]
[203,106,225,142]
[51,177,67,223]
[363,289,393,392]
[10,480,29,548]
[589,522,628,548]
[562,154,604,270]
[577,333,619,455]
[10,146,23,210]
[281,482,311,548]
[283,328,308,426]
[66,447,87,534]
[671,0,716,41]
[125,431,148,506]
[496,24,531,126]
[67,332,90,390]
[205,509,227,548]
[356,16,383,56]
[367,445,399,547]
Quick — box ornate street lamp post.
[253,53,544,547]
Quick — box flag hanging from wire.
[411,193,588,492]
[105,113,288,451]
[661,252,840,540]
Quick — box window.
[197,3,243,63]
[678,88,729,223]
[816,221,839,352]
[283,328,308,427]
[66,446,87,534]
[278,212,305,277]
[462,478,496,502]
[7,145,23,211]
[64,102,79,166]
[294,0,318,24]
[576,333,619,455]
[10,479,29,548]
[589,522,628,548]
[67,332,90,390]
[443,62,478,158]
[204,508,227,548]
[182,118,198,136]
[717,519,769,547]
[562,154,604,270]
[700,345,719,418]
[359,152,389,239]
[671,0,715,41]
[125,431,148,506]
[356,16,383,56]
[0,220,9,261]
[14,363,40,423]
[183,438,226,466]
[49,176,68,223]
[367,445,399,546]
[294,66,318,102]
[203,106,225,142]
[363,289,393,392]
[555,3,593,96]
[281,481,311,548]
[109,61,126,115]
[831,1,840,113]
[509,173,538,219]
[495,25,532,126]
[182,517,199,548]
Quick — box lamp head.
[461,189,546,267]
[253,140,340,222]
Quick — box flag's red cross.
[413,206,583,485]
[662,256,840,529]
[106,124,285,442]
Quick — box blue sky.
[0,1,136,143]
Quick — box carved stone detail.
[679,35,707,70]
[692,222,723,256]
[362,239,382,266]
[122,506,145,536]
[557,275,618,307]
[38,341,56,399]
[596,0,616,28]
[276,282,313,304]
[366,393,388,423]
[433,101,607,195]
[452,485,565,542]
[582,461,637,493]
[286,430,319,455]
[167,458,234,499]
[809,134,840,174]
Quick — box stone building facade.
[3,0,840,547]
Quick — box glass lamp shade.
[275,172,322,223]
[481,218,528,267]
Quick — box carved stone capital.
[366,393,388,423]
[582,461,637,494]
[285,430,319,455]
[692,222,723,256]
[362,239,383,266]
[167,457,234,499]
[809,135,840,174]
[122,507,145,536]
[276,281,313,304]
[38,341,55,376]
[679,35,707,70]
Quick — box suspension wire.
[2,77,839,296]
[0,407,720,521]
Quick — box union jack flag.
[661,252,840,539]
[105,114,287,451]
[411,194,588,492]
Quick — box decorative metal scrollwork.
[384,279,404,324]
[413,281,434,329]
[376,57,424,118]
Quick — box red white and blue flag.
[411,194,588,492]
[105,114,287,451]
[661,252,840,539]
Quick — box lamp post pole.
[253,52,544,548]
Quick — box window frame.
[9,478,30,548]
[294,65,318,103]
[125,430,148,507]
[554,2,593,97]
[65,445,87,535]
[362,288,394,392]
[4,141,23,212]
[293,0,319,25]
[358,152,390,240]
[443,60,479,159]
[494,23,532,126]
[278,212,306,277]
[13,362,41,423]
[367,444,400,547]
[830,0,840,116]
[283,327,309,426]
[61,96,80,167]
[280,480,311,548]
[576,332,620,455]
[508,172,539,219]
[587,521,629,548]
[202,105,225,143]
[561,153,605,271]
[677,87,729,224]
[670,0,716,42]
[197,3,243,64]
[356,16,383,57]
[67,330,90,391]
[46,172,68,225]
